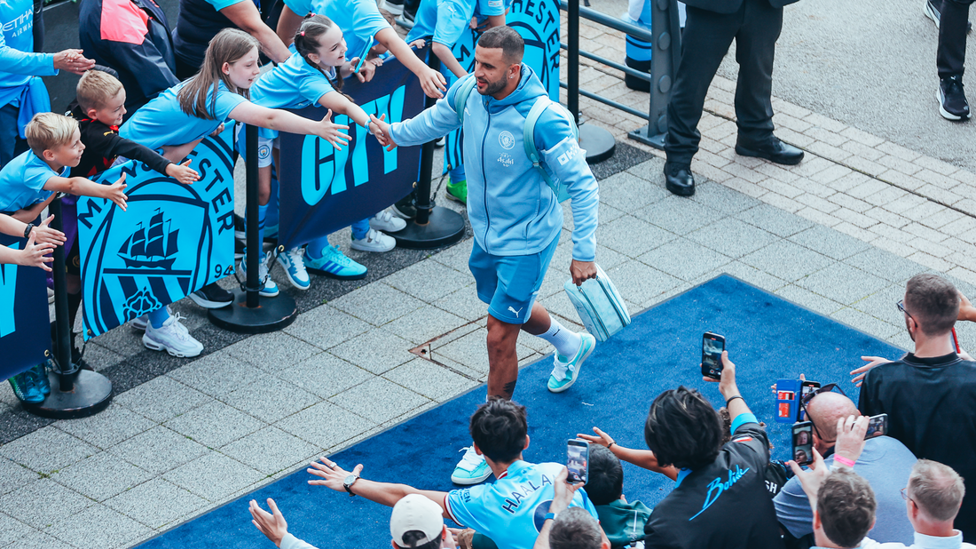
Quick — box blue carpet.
[138,274,903,548]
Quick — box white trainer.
[240,250,280,297]
[143,314,203,357]
[351,228,396,252]
[451,446,492,485]
[370,208,407,233]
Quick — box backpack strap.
[523,98,578,203]
[454,76,478,125]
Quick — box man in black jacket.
[663,0,804,196]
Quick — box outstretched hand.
[369,114,398,150]
[307,457,363,492]
[850,356,891,387]
[106,173,128,211]
[14,230,56,271]
[249,498,288,548]
[577,426,614,448]
[166,159,200,185]
[32,215,66,247]
[418,66,447,99]
[52,50,95,75]
[316,109,351,150]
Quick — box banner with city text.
[77,129,237,338]
[0,230,50,380]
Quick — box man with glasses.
[774,386,917,546]
[857,274,976,542]
[888,460,975,549]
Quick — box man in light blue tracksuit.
[370,26,600,486]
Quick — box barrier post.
[567,0,616,163]
[629,0,681,149]
[393,54,466,249]
[209,124,298,333]
[24,196,112,419]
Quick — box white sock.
[537,317,582,359]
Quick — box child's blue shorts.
[468,235,559,325]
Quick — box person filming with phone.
[774,386,917,547]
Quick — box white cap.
[390,494,443,547]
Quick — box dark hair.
[397,531,440,549]
[178,28,258,119]
[469,398,527,463]
[293,14,345,93]
[477,26,524,64]
[818,469,876,548]
[905,274,960,337]
[586,445,623,505]
[644,387,723,470]
[549,508,602,549]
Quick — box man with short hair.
[532,468,610,549]
[858,274,976,541]
[775,390,917,544]
[308,399,600,549]
[370,25,600,485]
[248,493,456,549]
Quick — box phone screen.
[798,381,820,421]
[567,439,589,484]
[792,422,813,465]
[701,333,725,380]
[865,414,888,439]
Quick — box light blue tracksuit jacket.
[390,65,599,261]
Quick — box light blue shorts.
[468,235,559,325]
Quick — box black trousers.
[938,0,974,78]
[665,0,784,165]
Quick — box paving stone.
[0,513,35,548]
[104,478,208,529]
[844,247,928,283]
[634,195,727,235]
[107,425,208,475]
[382,260,475,303]
[113,375,210,423]
[329,283,427,326]
[163,452,264,502]
[164,400,265,448]
[739,241,835,282]
[219,426,321,475]
[277,352,374,399]
[596,215,674,258]
[0,456,37,496]
[224,332,321,373]
[430,237,474,274]
[46,504,151,549]
[275,401,376,449]
[220,374,321,423]
[686,218,779,258]
[165,351,267,399]
[283,305,373,350]
[689,181,761,214]
[383,359,480,402]
[831,307,901,340]
[796,263,890,306]
[604,260,684,307]
[432,285,489,321]
[736,203,815,237]
[330,377,431,424]
[638,238,734,282]
[563,201,627,232]
[0,427,97,474]
[5,530,75,549]
[52,403,155,450]
[789,225,872,260]
[51,451,153,502]
[775,285,847,316]
[598,167,671,211]
[383,305,468,345]
[708,262,787,293]
[78,343,126,372]
[329,328,415,375]
[3,478,92,529]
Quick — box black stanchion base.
[393,206,466,249]
[24,370,113,419]
[580,124,616,164]
[207,289,298,334]
[628,126,666,150]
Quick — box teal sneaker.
[8,369,44,404]
[240,249,279,297]
[35,361,51,396]
[446,180,467,203]
[276,247,310,291]
[547,333,596,393]
[303,245,367,280]
[451,446,492,485]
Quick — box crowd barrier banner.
[77,129,237,338]
[442,0,562,178]
[276,55,427,249]
[0,231,51,381]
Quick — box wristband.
[23,223,34,239]
[607,442,615,450]
[726,395,744,406]
[834,456,856,468]
[545,512,558,522]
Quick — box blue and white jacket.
[390,65,599,260]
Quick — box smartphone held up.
[792,421,813,466]
[701,332,725,380]
[567,439,589,484]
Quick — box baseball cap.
[390,494,443,547]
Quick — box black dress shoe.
[664,162,695,196]
[735,136,805,165]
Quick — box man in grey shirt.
[774,391,917,544]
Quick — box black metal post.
[25,196,112,419]
[393,53,466,249]
[567,0,616,163]
[209,124,298,333]
[629,0,681,148]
